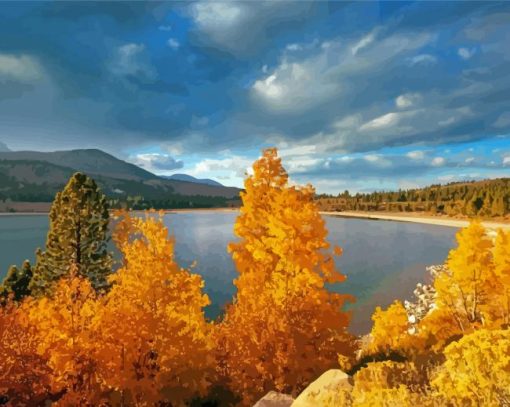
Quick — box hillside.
[316,178,510,218]
[161,173,223,187]
[0,149,241,211]
[0,149,158,182]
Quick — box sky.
[0,1,509,193]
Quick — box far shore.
[1,208,510,231]
[322,211,510,230]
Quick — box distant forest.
[316,178,510,217]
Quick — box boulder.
[253,391,294,407]
[292,369,353,407]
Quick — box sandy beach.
[321,211,510,231]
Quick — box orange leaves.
[216,148,355,405]
[0,212,213,406]
[0,300,53,405]
[95,211,213,404]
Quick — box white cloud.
[167,38,180,50]
[494,112,510,128]
[465,157,475,164]
[189,155,253,179]
[431,157,446,166]
[458,47,476,60]
[351,31,376,55]
[360,112,401,131]
[279,144,317,157]
[503,156,510,166]
[364,154,380,162]
[189,2,245,50]
[283,155,322,173]
[363,154,392,167]
[109,43,155,78]
[251,31,431,114]
[396,93,421,109]
[333,114,362,129]
[438,117,456,127]
[0,53,43,82]
[131,153,183,172]
[408,54,437,65]
[286,43,302,51]
[252,59,339,111]
[407,150,425,160]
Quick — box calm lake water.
[0,212,458,334]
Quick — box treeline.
[1,151,509,406]
[316,178,510,217]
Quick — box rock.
[292,369,353,407]
[253,391,294,407]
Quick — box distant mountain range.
[161,174,224,187]
[0,148,241,210]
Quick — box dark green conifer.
[29,173,113,296]
[0,260,33,302]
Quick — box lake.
[0,212,458,334]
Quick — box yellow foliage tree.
[95,211,213,405]
[216,148,354,405]
[432,328,510,406]
[433,221,496,333]
[25,269,104,405]
[368,300,410,355]
[0,299,53,405]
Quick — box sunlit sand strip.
[321,211,510,231]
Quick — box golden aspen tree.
[216,148,354,405]
[26,268,104,405]
[95,211,213,406]
[368,300,410,355]
[493,229,510,326]
[0,299,53,405]
[433,221,496,333]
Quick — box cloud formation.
[0,2,508,192]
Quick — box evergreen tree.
[0,260,33,302]
[30,173,113,296]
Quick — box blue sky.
[0,1,509,193]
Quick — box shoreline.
[1,208,509,231]
[321,211,510,230]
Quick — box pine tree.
[0,260,33,302]
[30,173,113,296]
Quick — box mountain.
[161,174,224,187]
[0,149,155,181]
[0,149,241,210]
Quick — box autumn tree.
[95,211,213,405]
[30,173,113,296]
[368,300,410,355]
[0,299,53,405]
[215,148,354,405]
[432,221,496,333]
[0,260,33,302]
[25,268,104,405]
